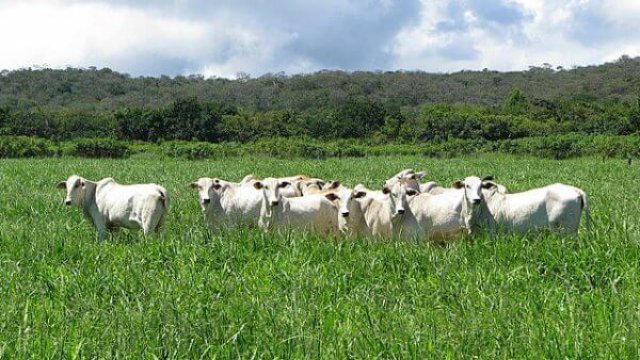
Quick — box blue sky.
[0,0,638,78]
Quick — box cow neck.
[80,180,99,226]
[481,189,505,216]
[461,191,494,233]
[208,190,226,217]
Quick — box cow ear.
[415,171,426,179]
[80,181,86,188]
[482,181,497,189]
[353,190,367,199]
[189,182,199,189]
[481,175,494,181]
[279,181,291,188]
[253,181,264,190]
[328,181,340,189]
[56,181,66,189]
[324,193,338,201]
[452,180,464,189]
[317,180,326,188]
[382,186,391,194]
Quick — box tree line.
[0,56,639,144]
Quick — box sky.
[0,0,639,79]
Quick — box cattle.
[297,178,327,195]
[321,185,368,237]
[333,180,420,240]
[253,177,339,235]
[481,181,591,234]
[405,176,495,242]
[189,177,263,232]
[387,169,508,194]
[385,169,425,192]
[242,174,311,198]
[57,175,168,238]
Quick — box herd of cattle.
[57,169,591,241]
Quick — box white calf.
[57,175,168,238]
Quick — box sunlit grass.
[0,154,638,358]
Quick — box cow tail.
[577,189,591,231]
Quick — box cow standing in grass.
[254,177,339,236]
[332,180,420,241]
[481,181,591,234]
[190,177,265,232]
[57,175,168,238]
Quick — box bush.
[0,136,59,158]
[72,138,130,158]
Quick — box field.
[0,154,639,358]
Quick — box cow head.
[324,187,367,219]
[453,176,484,206]
[382,179,419,217]
[57,175,87,206]
[253,177,291,207]
[189,177,228,210]
[384,169,425,193]
[298,178,327,196]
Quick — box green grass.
[0,154,638,358]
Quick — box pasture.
[0,154,638,358]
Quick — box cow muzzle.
[64,200,72,206]
[270,200,279,207]
[471,198,481,205]
[341,211,350,218]
[396,209,405,215]
[202,198,211,205]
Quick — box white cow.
[407,176,496,242]
[254,177,338,235]
[190,177,264,231]
[482,181,591,234]
[331,180,420,240]
[57,175,168,238]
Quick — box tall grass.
[0,155,638,358]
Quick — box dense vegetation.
[1,56,640,148]
[0,155,636,358]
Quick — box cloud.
[0,0,639,77]
[0,0,421,78]
[392,0,640,72]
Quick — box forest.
[1,56,640,158]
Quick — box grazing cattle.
[337,180,420,240]
[57,175,168,238]
[407,176,495,242]
[254,177,338,235]
[189,177,263,231]
[481,181,590,234]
